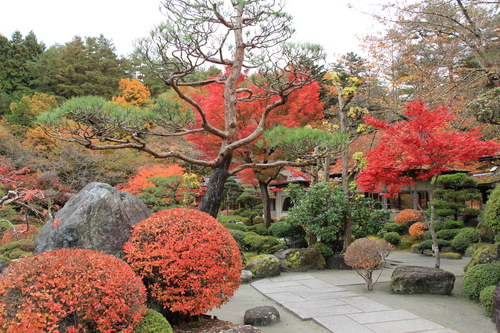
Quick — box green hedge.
[464,263,500,301]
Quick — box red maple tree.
[357,100,499,267]
[187,71,324,225]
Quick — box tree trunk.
[259,180,272,228]
[198,154,232,218]
[428,181,441,269]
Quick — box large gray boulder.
[390,265,455,295]
[34,182,150,258]
[275,247,326,272]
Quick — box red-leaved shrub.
[409,221,428,238]
[124,208,242,317]
[1,224,39,245]
[395,209,423,225]
[0,248,147,333]
[344,238,395,291]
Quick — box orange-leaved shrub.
[409,221,428,238]
[344,238,395,291]
[1,224,39,245]
[395,209,422,225]
[124,208,242,317]
[0,248,147,333]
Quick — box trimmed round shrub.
[436,228,462,240]
[383,232,401,246]
[268,221,306,239]
[0,248,147,333]
[243,233,281,254]
[464,263,500,300]
[124,208,242,316]
[409,222,428,238]
[444,220,464,229]
[248,222,268,235]
[416,239,451,253]
[221,222,248,232]
[313,242,334,259]
[228,229,249,251]
[253,216,264,224]
[242,217,252,226]
[134,309,172,333]
[453,227,480,253]
[395,209,422,225]
[479,285,497,317]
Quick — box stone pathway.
[252,273,459,333]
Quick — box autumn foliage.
[0,248,147,333]
[344,238,395,291]
[395,209,423,225]
[409,222,428,239]
[118,164,185,196]
[123,208,242,317]
[112,78,151,107]
[1,224,40,245]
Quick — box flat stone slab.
[251,274,460,333]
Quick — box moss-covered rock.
[464,243,500,272]
[275,247,326,272]
[244,254,281,278]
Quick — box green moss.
[134,309,172,333]
[285,251,301,269]
[464,243,500,272]
[441,252,462,260]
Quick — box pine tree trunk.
[259,180,272,228]
[198,154,232,218]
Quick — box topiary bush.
[444,220,464,229]
[395,209,422,225]
[0,248,147,333]
[416,239,451,253]
[268,221,306,239]
[464,263,500,300]
[134,309,173,333]
[243,233,282,254]
[124,208,242,318]
[479,285,497,317]
[221,222,248,232]
[383,232,401,246]
[253,216,264,224]
[228,229,249,252]
[436,228,462,240]
[247,222,268,235]
[453,227,480,253]
[409,222,428,238]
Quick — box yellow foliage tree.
[112,78,151,107]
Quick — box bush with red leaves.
[0,248,147,333]
[395,209,423,225]
[345,238,395,291]
[124,208,242,317]
[409,221,428,238]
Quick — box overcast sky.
[1,0,383,61]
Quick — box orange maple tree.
[117,164,185,196]
[112,78,151,107]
